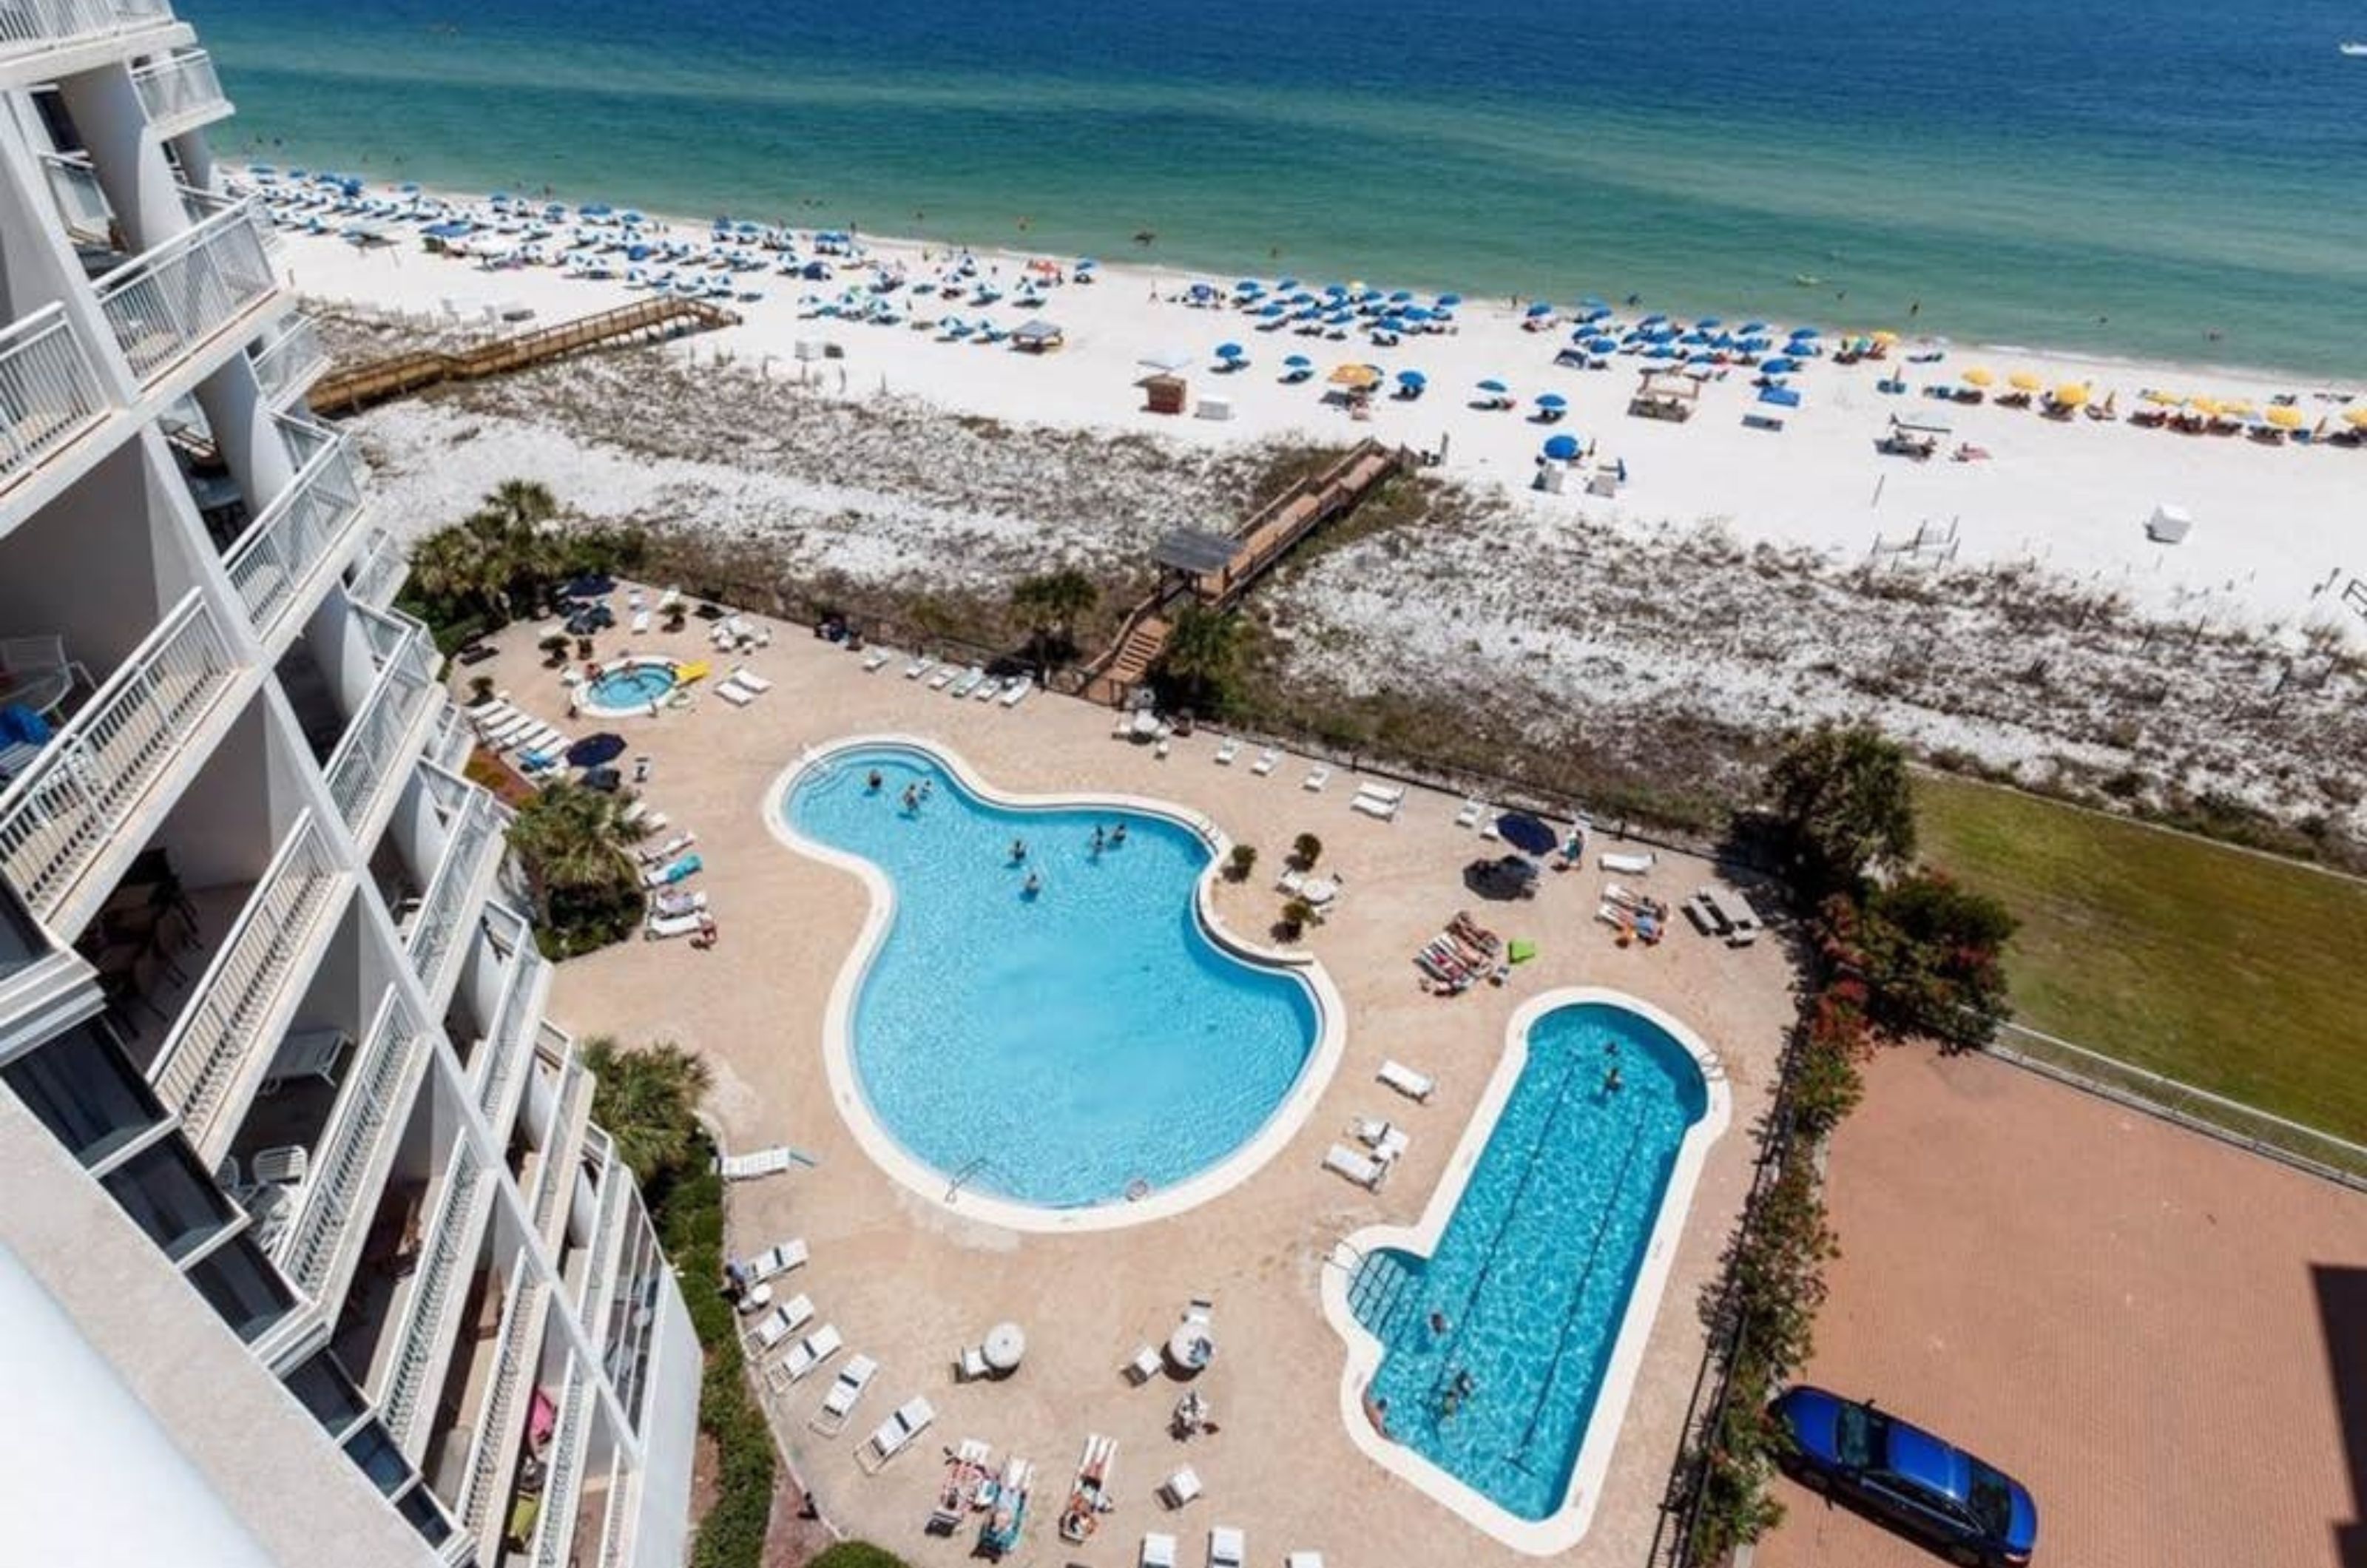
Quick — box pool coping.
[575,653,684,718]
[763,731,1348,1235]
[1316,987,1733,1556]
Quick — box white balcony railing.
[223,417,366,645]
[533,1055,589,1240]
[323,620,436,834]
[249,314,328,407]
[0,304,109,490]
[475,928,544,1126]
[95,199,276,387]
[382,1141,486,1445]
[345,527,408,609]
[577,1152,627,1317]
[0,0,171,58]
[273,987,428,1300]
[149,811,343,1143]
[461,1262,546,1535]
[407,787,501,1000]
[0,593,239,922]
[531,1362,595,1568]
[131,47,227,130]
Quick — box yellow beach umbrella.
[1870,329,1900,345]
[2216,398,2256,419]
[2053,383,2089,408]
[1962,367,1995,388]
[2263,405,2304,430]
[2346,408,2367,429]
[1327,362,1380,389]
[2009,371,2043,392]
[2141,389,2184,407]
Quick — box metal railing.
[406,787,502,998]
[531,1362,595,1568]
[95,199,276,386]
[460,1258,544,1533]
[249,314,328,407]
[533,1055,589,1238]
[577,1153,627,1316]
[0,593,239,922]
[131,47,226,129]
[0,0,170,55]
[323,620,436,833]
[223,416,366,644]
[596,1461,632,1568]
[345,527,408,609]
[474,926,544,1125]
[149,810,342,1143]
[382,1141,485,1445]
[1985,1021,2367,1190]
[36,153,112,246]
[0,303,108,488]
[273,988,427,1299]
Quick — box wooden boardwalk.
[306,297,740,414]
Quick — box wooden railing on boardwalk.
[305,297,740,414]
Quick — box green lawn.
[1914,775,2367,1144]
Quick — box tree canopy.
[1764,723,1917,896]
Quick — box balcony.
[130,46,228,133]
[249,314,328,408]
[405,783,504,1007]
[323,613,439,840]
[528,1362,595,1568]
[0,592,241,925]
[222,416,368,649]
[532,1054,590,1253]
[382,1140,491,1449]
[95,198,277,391]
[458,1266,551,1549]
[269,987,433,1305]
[146,808,345,1151]
[0,304,112,499]
[573,1140,627,1320]
[470,908,546,1137]
[345,527,408,609]
[0,0,172,63]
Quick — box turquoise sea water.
[784,743,1318,1209]
[186,0,2365,376]
[1348,1001,1709,1521]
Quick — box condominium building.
[0,8,700,1567]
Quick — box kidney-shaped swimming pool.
[777,740,1328,1223]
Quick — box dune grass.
[1913,775,2367,1144]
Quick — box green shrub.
[808,1546,915,1568]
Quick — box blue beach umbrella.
[1525,301,1555,318]
[1389,289,1414,303]
[1542,433,1581,461]
[1496,813,1560,855]
[1789,325,1821,339]
[1437,292,1463,307]
[1536,392,1568,410]
[1397,369,1427,388]
[1284,354,1313,368]
[1258,303,1286,318]
[566,733,628,768]
[1760,356,1800,375]
[1274,277,1299,291]
[1697,317,1723,330]
[1478,378,1508,393]
[1215,342,1246,360]
[1586,337,1618,354]
[1740,320,1768,334]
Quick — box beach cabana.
[1140,374,1189,416]
[1627,370,1699,423]
[1012,320,1065,354]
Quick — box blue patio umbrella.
[1389,289,1414,303]
[620,210,645,225]
[1437,292,1463,307]
[1542,433,1581,461]
[1496,812,1559,855]
[1740,320,1768,334]
[1587,337,1618,354]
[1324,283,1350,297]
[1639,313,1668,328]
[1536,392,1568,409]
[1275,277,1300,291]
[1525,301,1555,317]
[1760,356,1800,375]
[1236,279,1262,291]
[1789,325,1821,339]
[1258,303,1286,318]
[1397,369,1427,388]
[1697,317,1723,330]
[566,733,628,768]
[581,203,613,217]
[1215,342,1246,359]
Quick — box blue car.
[1770,1386,2038,1567]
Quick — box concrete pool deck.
[465,606,1795,1567]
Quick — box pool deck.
[467,606,1796,1567]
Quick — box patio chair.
[1378,1060,1435,1102]
[1161,1466,1203,1508]
[808,1354,877,1436]
[768,1324,844,1392]
[1209,1524,1246,1568]
[0,634,89,719]
[1125,1344,1164,1385]
[747,1237,808,1283]
[748,1293,814,1354]
[1142,1532,1179,1568]
[1323,1143,1386,1191]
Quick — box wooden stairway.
[1102,614,1172,692]
[305,297,740,414]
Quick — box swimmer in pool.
[866,769,882,792]
[1010,837,1027,863]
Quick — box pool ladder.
[945,1154,993,1201]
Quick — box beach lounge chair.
[857,1396,937,1473]
[973,673,1003,702]
[1303,765,1331,792]
[999,676,1035,709]
[1350,784,1399,821]
[638,830,697,865]
[1285,1554,1325,1568]
[1125,1344,1164,1385]
[482,713,537,746]
[1212,737,1239,766]
[957,1343,992,1382]
[747,1237,808,1283]
[769,1324,844,1390]
[862,648,891,672]
[1274,868,1305,896]
[1249,748,1278,777]
[1454,797,1486,828]
[1142,1532,1179,1568]
[948,666,985,697]
[630,609,652,635]
[715,677,754,707]
[905,655,936,680]
[1349,1117,1411,1163]
[733,669,774,694]
[716,1145,795,1182]
[1356,780,1406,806]
[809,1354,877,1435]
[1209,1525,1247,1568]
[1323,1144,1385,1191]
[928,665,959,690]
[1378,1060,1435,1102]
[645,907,714,941]
[641,853,702,888]
[1600,851,1656,875]
[1161,1467,1203,1508]
[747,1293,814,1354]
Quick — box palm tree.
[581,1036,713,1186]
[507,781,649,950]
[1009,569,1099,667]
[406,524,500,624]
[1158,604,1246,711]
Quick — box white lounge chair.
[1125,1344,1164,1385]
[1209,1525,1247,1568]
[999,676,1035,709]
[716,1146,794,1181]
[769,1324,844,1390]
[732,669,774,693]
[645,907,713,941]
[716,678,755,707]
[948,666,985,697]
[630,609,652,635]
[1302,765,1331,792]
[857,1396,936,1473]
[1142,1532,1179,1568]
[809,1354,877,1435]
[1454,797,1487,829]
[1212,737,1239,765]
[1323,1144,1385,1191]
[1161,1467,1203,1508]
[1600,851,1656,875]
[1349,790,1399,821]
[928,665,959,690]
[861,648,891,672]
[747,1237,808,1283]
[1274,868,1306,896]
[957,1343,991,1382]
[1249,748,1278,777]
[638,831,697,865]
[1378,1060,1434,1102]
[1285,1553,1325,1568]
[972,673,1002,702]
[1349,1117,1411,1163]
[748,1293,815,1354]
[1357,781,1406,805]
[905,655,936,680]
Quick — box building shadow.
[2314,1264,2367,1568]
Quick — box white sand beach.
[275,191,2365,635]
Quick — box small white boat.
[2343,40,2367,55]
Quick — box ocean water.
[784,743,1318,1210]
[1348,1001,1709,1521]
[187,0,2366,376]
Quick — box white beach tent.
[2145,503,2193,544]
